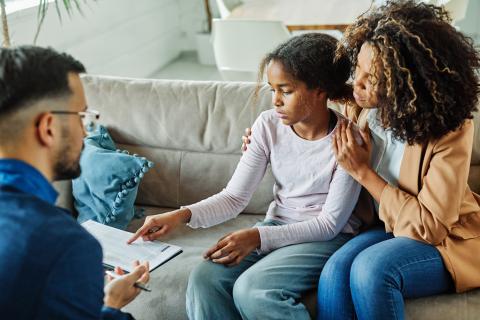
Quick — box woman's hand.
[127,208,191,244]
[204,228,260,267]
[241,128,252,152]
[333,120,387,202]
[332,120,373,181]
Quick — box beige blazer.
[345,105,480,293]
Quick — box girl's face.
[353,42,380,109]
[267,59,325,126]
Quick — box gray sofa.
[56,75,480,320]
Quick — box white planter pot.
[195,32,216,66]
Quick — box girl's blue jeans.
[317,228,454,320]
[186,220,352,320]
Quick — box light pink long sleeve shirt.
[186,109,362,253]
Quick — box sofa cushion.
[125,207,480,320]
[81,76,271,155]
[73,126,154,229]
[124,206,264,320]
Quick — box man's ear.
[36,113,56,147]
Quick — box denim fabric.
[317,228,453,320]
[186,220,352,320]
[73,125,153,229]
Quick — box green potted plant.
[1,0,92,48]
[1,0,9,47]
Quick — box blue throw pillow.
[73,125,154,230]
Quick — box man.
[0,46,149,319]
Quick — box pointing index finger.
[127,222,153,244]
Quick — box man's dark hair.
[257,33,354,105]
[339,0,480,145]
[0,46,86,117]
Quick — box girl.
[128,33,362,319]
[317,1,480,319]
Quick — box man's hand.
[104,261,150,309]
[127,208,191,244]
[204,228,260,267]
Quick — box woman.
[317,1,480,319]
[128,33,362,320]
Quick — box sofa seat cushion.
[125,206,480,320]
[404,289,480,319]
[124,206,264,320]
[302,287,480,320]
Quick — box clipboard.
[82,220,182,272]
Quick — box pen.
[105,271,151,292]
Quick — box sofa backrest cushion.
[81,75,274,214]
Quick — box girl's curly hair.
[257,33,355,106]
[338,0,480,144]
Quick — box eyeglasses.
[50,109,100,132]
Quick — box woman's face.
[353,43,380,109]
[266,59,325,126]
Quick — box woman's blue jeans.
[317,228,453,320]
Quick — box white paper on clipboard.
[82,220,182,272]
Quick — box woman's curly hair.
[338,0,480,144]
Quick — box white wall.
[2,0,477,78]
[457,0,480,44]
[178,0,209,51]
[2,0,184,78]
[177,0,245,51]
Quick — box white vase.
[195,32,216,66]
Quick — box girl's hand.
[127,208,191,244]
[241,128,252,152]
[332,120,373,181]
[204,228,260,267]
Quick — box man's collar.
[0,159,58,205]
